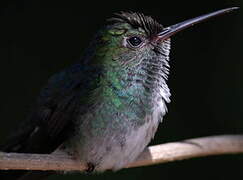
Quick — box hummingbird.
[0,7,238,180]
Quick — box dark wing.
[0,63,101,180]
[1,63,91,154]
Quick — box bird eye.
[127,36,143,47]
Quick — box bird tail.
[0,170,54,180]
[0,131,54,180]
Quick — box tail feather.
[17,171,54,180]
[0,170,54,180]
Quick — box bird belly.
[64,99,167,171]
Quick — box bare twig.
[0,135,243,171]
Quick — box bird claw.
[86,162,95,173]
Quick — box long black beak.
[157,7,239,41]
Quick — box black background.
[0,0,242,180]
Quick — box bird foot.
[86,162,95,173]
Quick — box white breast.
[95,99,167,171]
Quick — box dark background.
[0,0,242,179]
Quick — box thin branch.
[0,135,243,171]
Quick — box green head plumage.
[81,12,172,111]
[85,12,169,68]
[81,8,238,105]
[83,8,238,68]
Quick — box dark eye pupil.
[128,36,142,47]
